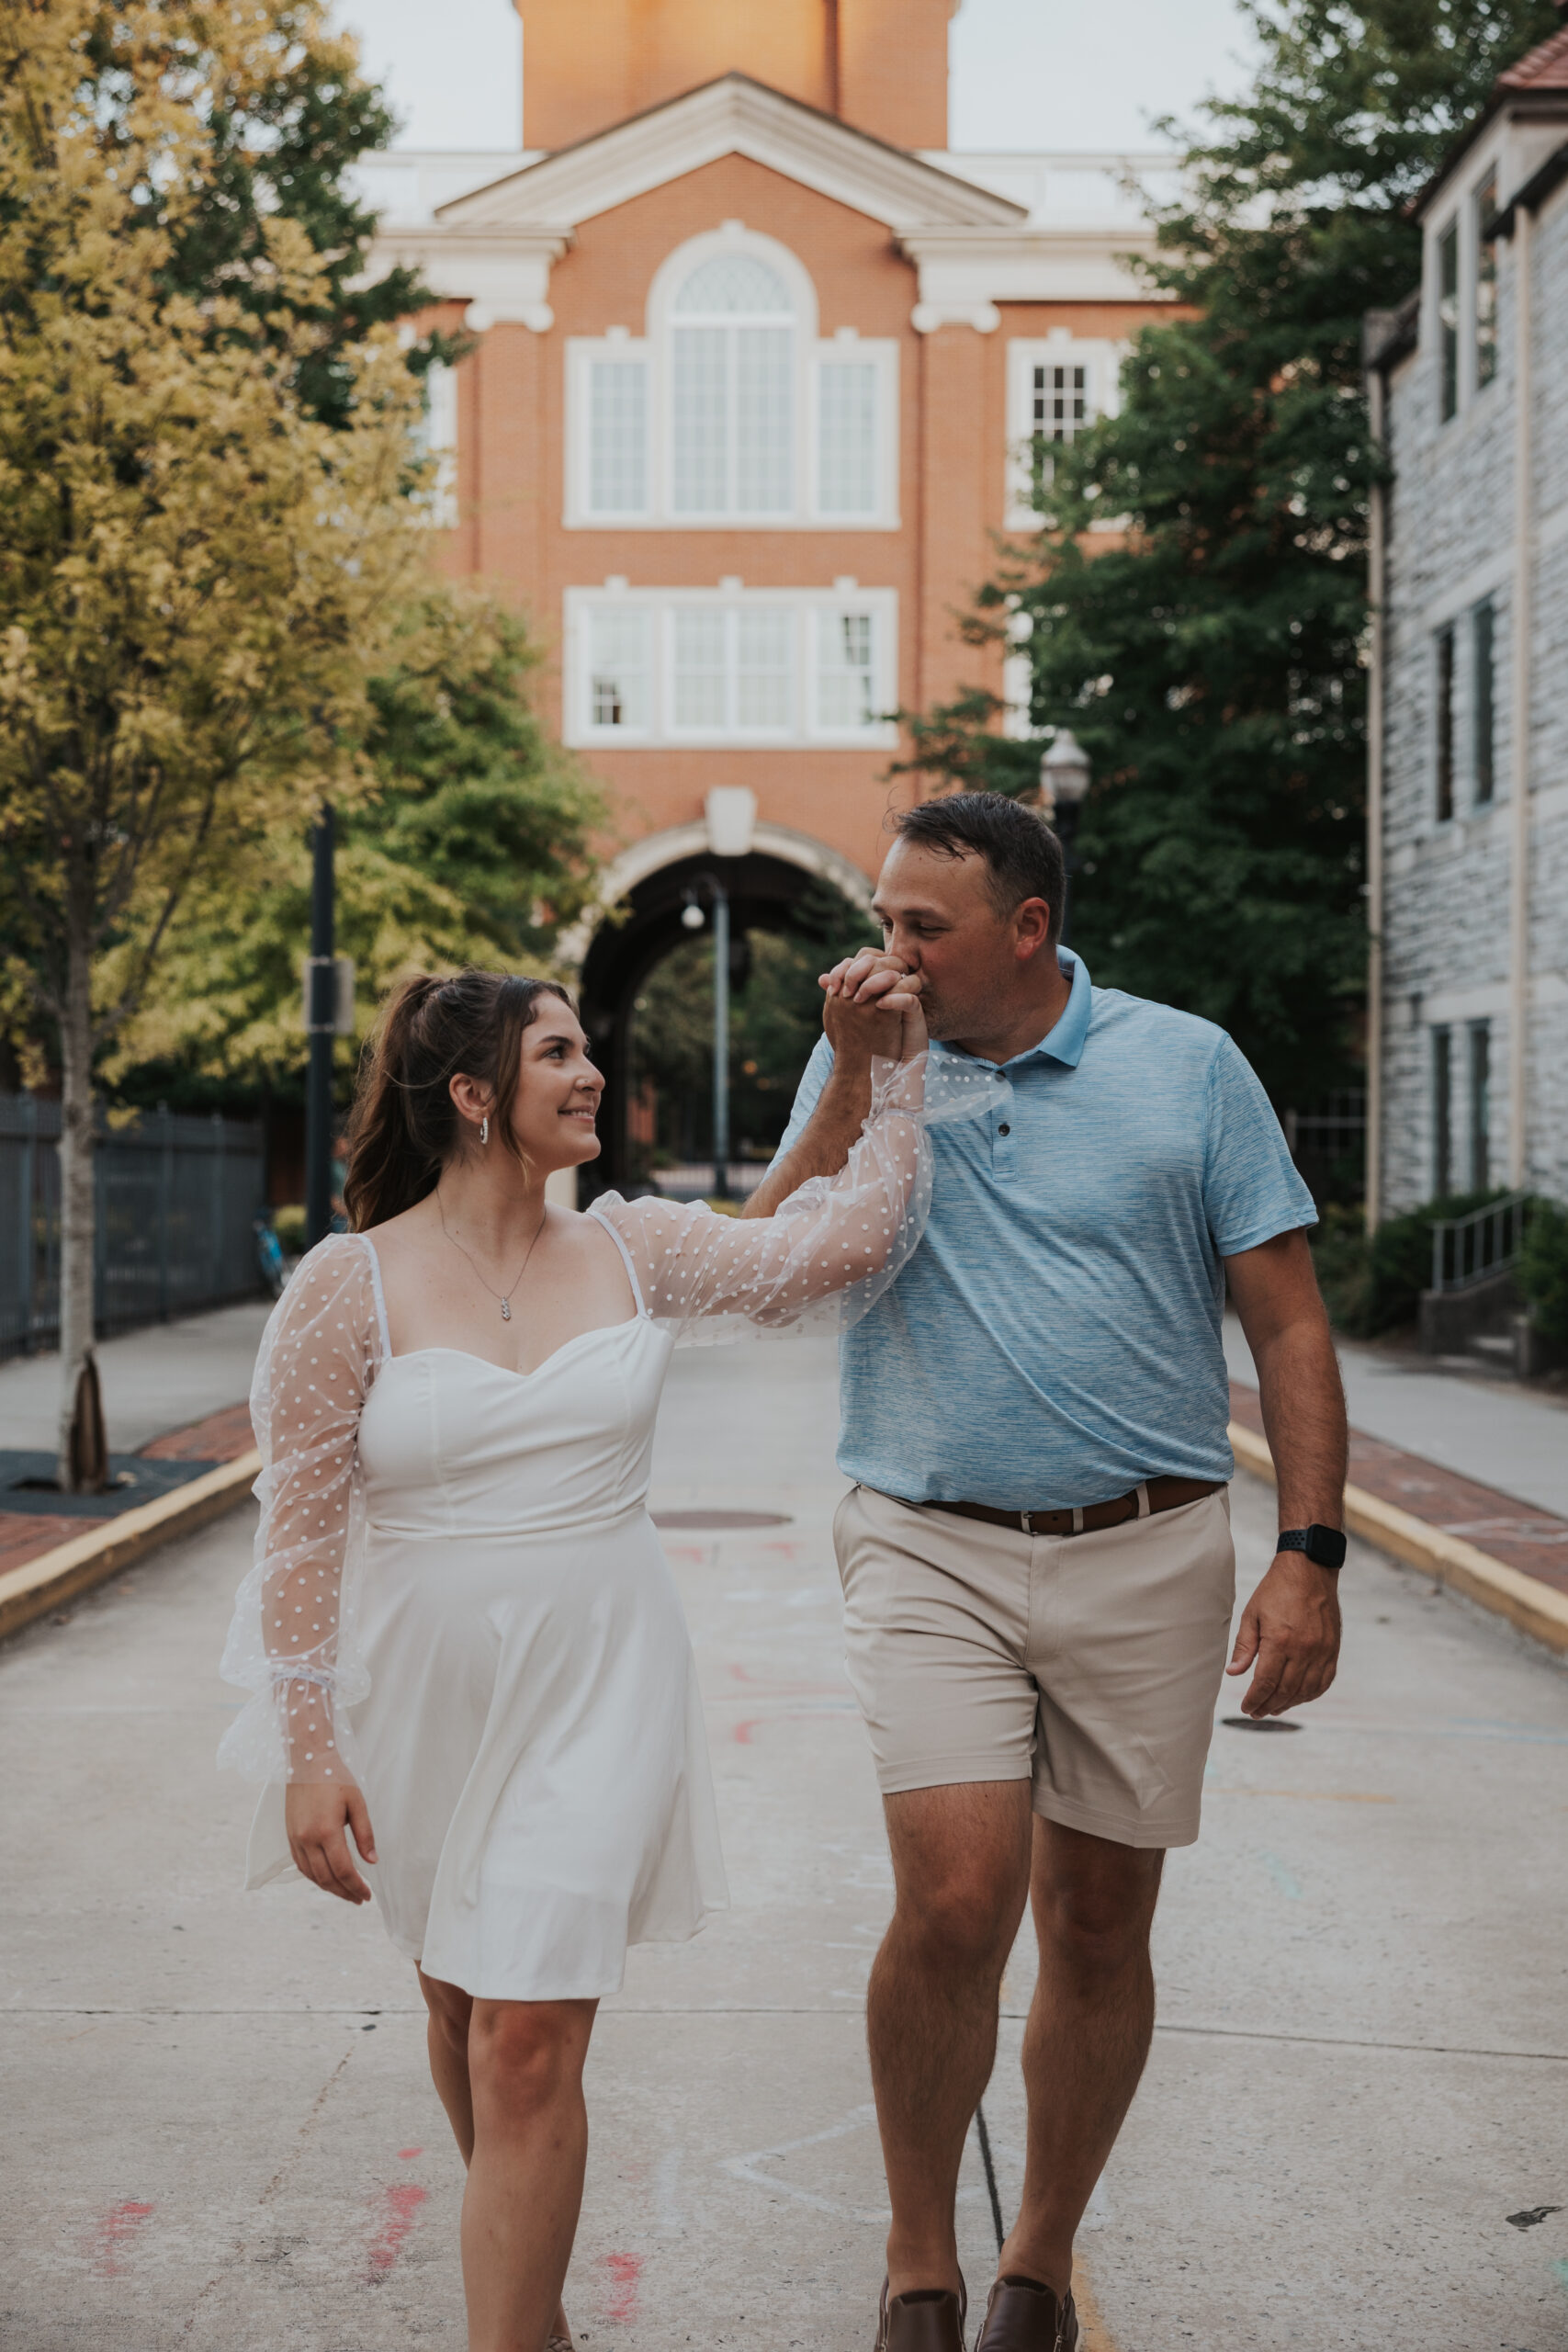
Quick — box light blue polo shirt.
[773,951,1316,1510]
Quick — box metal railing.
[0,1094,266,1360]
[1428,1189,1533,1295]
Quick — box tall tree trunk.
[55,922,97,1492]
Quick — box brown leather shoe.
[974,2274,1081,2352]
[874,2276,968,2352]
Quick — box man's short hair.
[891,792,1066,938]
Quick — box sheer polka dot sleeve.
[217,1234,383,1789]
[590,1051,1002,1348]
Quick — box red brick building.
[365,1,1173,1179]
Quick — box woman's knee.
[419,1969,473,2050]
[469,1999,594,2109]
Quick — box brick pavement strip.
[1229,1380,1568,1655]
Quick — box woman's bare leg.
[415,1975,587,2342]
[462,1994,597,2352]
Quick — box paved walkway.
[3,1334,1566,2350]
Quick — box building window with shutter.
[1004,340,1116,526]
[588,607,652,732]
[1435,624,1456,821]
[1474,168,1498,391]
[1432,1025,1452,1196]
[1032,362,1089,445]
[816,611,876,730]
[1438,219,1459,421]
[1467,1021,1491,1191]
[1472,596,1495,807]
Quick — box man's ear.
[1013,898,1053,960]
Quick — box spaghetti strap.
[358,1232,393,1358]
[585,1203,649,1317]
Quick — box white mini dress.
[218,1054,996,2003]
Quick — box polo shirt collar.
[933,949,1092,1077]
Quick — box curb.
[1228,1420,1568,1659]
[0,1452,261,1645]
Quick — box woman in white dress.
[219,967,982,2352]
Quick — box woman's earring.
[479,1115,490,1147]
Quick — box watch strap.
[1278,1524,1348,1570]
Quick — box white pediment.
[434,74,1028,237]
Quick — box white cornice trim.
[433,74,1027,235]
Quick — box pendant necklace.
[436,1187,547,1322]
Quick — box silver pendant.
[500,1299,512,1320]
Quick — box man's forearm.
[741,1059,874,1219]
[1250,1317,1348,1529]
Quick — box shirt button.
[998,1123,1011,1136]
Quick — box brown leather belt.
[893,1474,1224,1540]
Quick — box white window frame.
[564,227,898,530]
[412,356,459,529]
[1004,336,1122,530]
[562,584,898,748]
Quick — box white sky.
[334,0,1260,154]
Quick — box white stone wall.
[1378,172,1568,1215]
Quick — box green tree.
[107,594,604,1087]
[908,0,1558,1105]
[0,0,441,1484]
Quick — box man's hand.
[1225,1551,1342,1717]
[820,950,922,1069]
[286,1780,378,1904]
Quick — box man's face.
[871,837,1032,1043]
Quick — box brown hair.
[892,792,1066,938]
[343,970,575,1231]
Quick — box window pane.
[674,255,792,313]
[1475,171,1498,390]
[588,359,647,513]
[1472,596,1495,805]
[735,327,793,513]
[672,327,728,514]
[1032,361,1090,444]
[1432,1026,1452,1195]
[1435,625,1455,820]
[588,608,650,730]
[1468,1021,1490,1190]
[413,358,458,527]
[736,608,793,729]
[818,610,876,729]
[818,360,877,514]
[1438,221,1459,421]
[673,609,728,729]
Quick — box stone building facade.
[1367,17,1568,1219]
[359,0,1178,1184]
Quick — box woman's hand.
[879,982,928,1064]
[285,1780,378,1905]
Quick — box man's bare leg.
[868,1781,1033,2298]
[997,1818,1165,2298]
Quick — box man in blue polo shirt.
[744,794,1347,2352]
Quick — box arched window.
[671,254,795,517]
[566,229,898,529]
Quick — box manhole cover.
[651,1510,794,1531]
[1221,1715,1302,1733]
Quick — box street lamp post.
[304,807,336,1250]
[1040,729,1092,947]
[681,876,733,1200]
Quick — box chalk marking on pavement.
[366,2180,428,2281]
[720,2100,888,2222]
[93,2199,153,2278]
[1071,2258,1121,2352]
[602,2250,644,2322]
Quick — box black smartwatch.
[1277,1524,1347,1571]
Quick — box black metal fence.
[0,1095,266,1361]
[1284,1091,1366,1206]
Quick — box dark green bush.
[1518,1198,1568,1345]
[1311,1188,1509,1336]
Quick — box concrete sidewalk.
[3,1332,1567,2350]
[0,1301,271,1456]
[1224,1311,1568,1521]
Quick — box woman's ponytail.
[343,970,572,1231]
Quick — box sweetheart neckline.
[381,1318,652,1385]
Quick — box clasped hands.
[818,946,925,1064]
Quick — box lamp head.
[1041,728,1091,807]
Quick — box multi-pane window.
[1435,624,1456,820]
[1472,596,1495,806]
[1032,363,1089,444]
[1432,1025,1453,1196]
[671,606,793,732]
[1438,220,1459,422]
[588,608,652,732]
[1475,169,1498,390]
[570,594,891,743]
[1468,1020,1491,1190]
[413,358,458,528]
[817,361,878,515]
[817,611,876,729]
[588,360,647,514]
[671,254,795,517]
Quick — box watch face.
[1307,1524,1347,1569]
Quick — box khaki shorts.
[832,1483,1236,1849]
